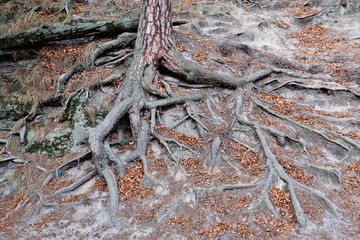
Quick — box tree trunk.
[139,0,172,65]
[89,0,174,215]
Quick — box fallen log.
[0,11,140,50]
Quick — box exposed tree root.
[170,102,209,139]
[3,0,358,234]
[96,74,124,88]
[296,162,342,185]
[207,136,221,171]
[255,127,307,227]
[253,98,353,161]
[144,93,205,109]
[153,132,196,166]
[294,9,325,21]
[0,156,28,164]
[205,97,226,124]
[102,52,134,67]
[294,181,339,216]
[231,91,341,227]
[228,137,258,159]
[59,73,127,121]
[62,89,85,113]
[271,68,332,81]
[304,112,360,125]
[156,195,184,225]
[56,32,136,94]
[37,195,104,210]
[1,150,92,221]
[92,32,136,62]
[56,64,86,93]
[215,181,258,191]
[268,79,360,97]
[51,150,92,178]
[54,170,97,195]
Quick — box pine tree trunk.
[89,0,174,215]
[139,0,172,65]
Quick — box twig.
[0,156,27,164]
[25,5,41,21]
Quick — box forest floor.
[0,0,359,239]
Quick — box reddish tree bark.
[140,0,172,64]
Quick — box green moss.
[0,95,4,106]
[61,99,96,128]
[14,11,25,22]
[26,132,71,157]
[19,101,32,114]
[61,99,83,128]
[57,13,67,22]
[0,9,23,24]
[83,108,95,127]
[6,83,21,95]
[0,94,32,120]
[99,109,109,119]
[0,78,31,116]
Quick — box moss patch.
[60,99,84,128]
[25,132,71,157]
